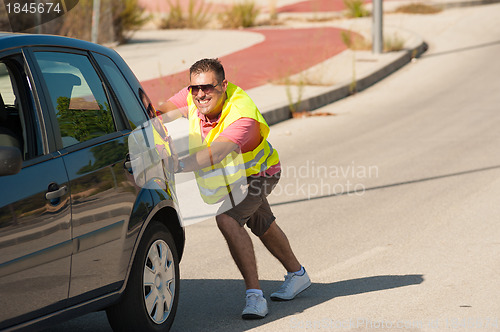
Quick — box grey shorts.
[220,172,281,236]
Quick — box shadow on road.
[172,274,424,331]
[422,40,500,58]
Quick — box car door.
[27,48,144,303]
[0,51,71,328]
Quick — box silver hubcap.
[143,239,175,324]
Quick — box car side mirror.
[0,146,22,176]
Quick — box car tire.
[106,222,180,332]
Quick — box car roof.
[0,33,118,57]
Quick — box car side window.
[93,53,147,129]
[33,52,116,148]
[0,56,43,160]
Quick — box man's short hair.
[190,58,225,83]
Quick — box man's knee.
[259,220,276,238]
[216,214,239,232]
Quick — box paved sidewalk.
[138,27,353,106]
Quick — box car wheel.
[106,222,180,331]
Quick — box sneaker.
[242,293,268,319]
[270,270,311,301]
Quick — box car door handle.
[124,154,133,174]
[46,185,68,200]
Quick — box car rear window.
[34,51,117,147]
[93,53,147,129]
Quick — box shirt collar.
[197,109,222,126]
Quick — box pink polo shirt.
[168,88,280,176]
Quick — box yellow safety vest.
[187,82,280,204]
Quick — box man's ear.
[221,79,228,91]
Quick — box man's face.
[189,71,227,119]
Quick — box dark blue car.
[0,33,183,331]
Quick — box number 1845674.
[5,2,61,14]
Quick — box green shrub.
[343,0,370,18]
[115,0,150,42]
[53,0,148,44]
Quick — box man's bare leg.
[216,213,260,290]
[261,221,310,301]
[259,221,301,273]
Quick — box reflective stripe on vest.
[187,82,279,204]
[196,141,274,179]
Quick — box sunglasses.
[188,83,220,95]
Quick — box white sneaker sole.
[242,311,268,320]
[270,279,311,301]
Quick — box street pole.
[91,0,101,43]
[372,0,383,54]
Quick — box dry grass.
[384,34,406,52]
[341,31,371,51]
[218,0,260,28]
[160,0,212,29]
[395,2,442,14]
[306,15,338,23]
[341,31,406,52]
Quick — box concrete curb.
[261,37,428,126]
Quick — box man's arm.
[178,136,238,172]
[158,87,189,122]
[158,100,183,122]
